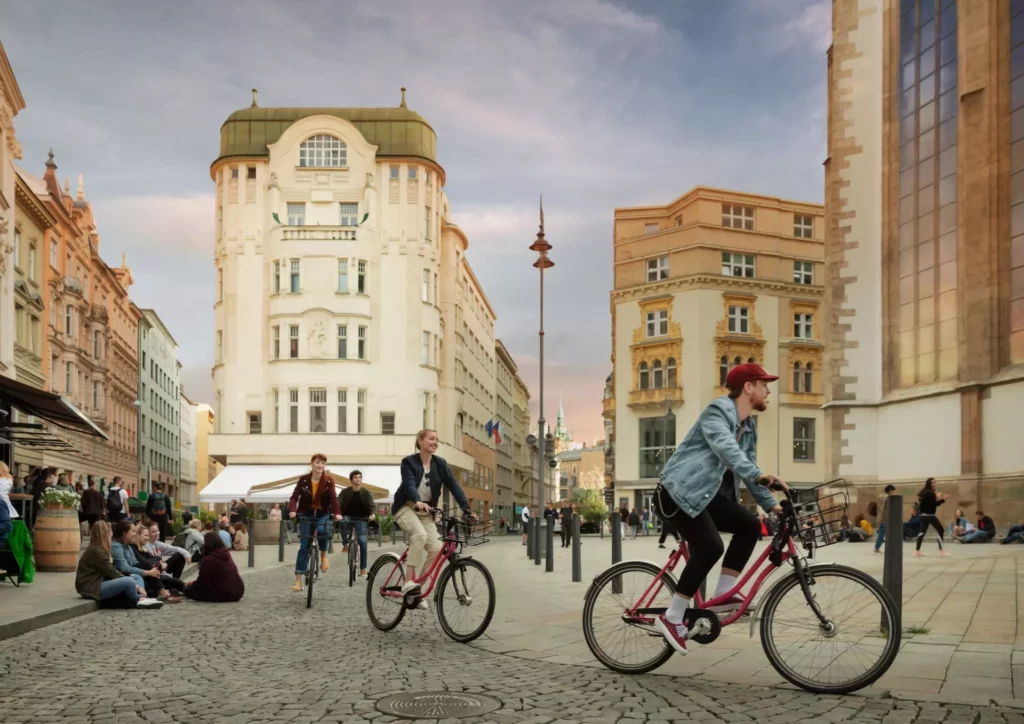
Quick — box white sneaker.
[416,599,430,611]
[401,580,421,595]
[136,597,164,609]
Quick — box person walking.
[559,501,573,548]
[619,504,629,538]
[873,485,896,554]
[80,478,104,534]
[914,477,950,557]
[105,476,129,523]
[146,482,172,542]
[628,508,641,539]
[520,505,530,545]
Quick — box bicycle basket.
[790,478,851,549]
[435,511,492,546]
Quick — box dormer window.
[299,135,347,168]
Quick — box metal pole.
[571,513,582,582]
[278,518,284,563]
[527,516,534,559]
[534,517,542,566]
[882,494,903,632]
[611,511,622,594]
[377,520,382,548]
[248,514,255,569]
[535,263,545,566]
[545,519,554,572]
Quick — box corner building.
[208,93,481,489]
[826,0,1024,517]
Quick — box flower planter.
[33,507,81,572]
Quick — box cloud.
[99,194,215,256]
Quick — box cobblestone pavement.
[1,565,1023,724]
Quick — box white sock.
[713,574,738,599]
[666,595,689,624]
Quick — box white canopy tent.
[199,464,401,506]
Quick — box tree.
[571,488,608,527]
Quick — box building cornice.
[611,273,825,304]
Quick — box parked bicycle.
[366,508,495,642]
[582,479,901,694]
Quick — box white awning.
[199,465,310,504]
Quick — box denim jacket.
[660,396,777,517]
[111,540,146,577]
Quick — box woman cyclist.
[288,453,342,592]
[392,429,475,607]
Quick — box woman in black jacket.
[915,477,950,557]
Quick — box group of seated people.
[903,506,1001,544]
[75,516,245,609]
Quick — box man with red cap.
[652,363,789,655]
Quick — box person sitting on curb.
[133,524,186,597]
[956,511,996,544]
[231,521,249,551]
[143,521,191,577]
[110,520,180,603]
[183,532,244,603]
[75,521,162,609]
[175,519,206,563]
[1001,523,1024,544]
[949,508,972,537]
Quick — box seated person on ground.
[134,524,186,595]
[76,521,162,608]
[231,522,249,551]
[144,521,190,577]
[184,532,244,603]
[957,511,996,543]
[110,520,179,603]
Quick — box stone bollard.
[882,494,903,633]
[278,519,285,563]
[610,512,622,594]
[248,514,255,569]
[571,513,582,582]
[545,521,554,573]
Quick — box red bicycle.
[366,508,495,642]
[582,481,901,695]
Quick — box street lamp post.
[530,197,553,564]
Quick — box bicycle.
[582,479,901,695]
[296,514,331,609]
[366,508,495,642]
[339,516,369,587]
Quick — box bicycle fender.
[748,561,834,639]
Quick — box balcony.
[90,304,108,322]
[282,226,356,241]
[63,276,84,295]
[628,386,683,409]
[602,396,615,417]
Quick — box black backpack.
[149,492,167,515]
[106,487,123,514]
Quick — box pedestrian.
[619,504,629,538]
[80,478,104,534]
[235,498,249,524]
[105,476,129,523]
[559,500,573,548]
[146,482,171,541]
[873,484,896,554]
[55,473,74,493]
[521,505,530,545]
[628,507,641,539]
[32,468,56,526]
[269,503,282,522]
[181,508,193,527]
[229,499,239,525]
[642,507,650,536]
[183,532,245,603]
[914,477,949,557]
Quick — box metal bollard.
[248,515,255,569]
[377,523,382,548]
[881,494,903,632]
[278,519,285,563]
[545,521,554,572]
[571,513,582,582]
[527,518,535,559]
[610,512,622,594]
[391,523,396,545]
[534,518,542,566]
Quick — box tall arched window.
[299,135,347,168]
[747,357,756,364]
[666,358,677,388]
[638,361,650,390]
[652,360,664,389]
[719,356,729,385]
[793,362,803,393]
[733,356,742,368]
[804,362,814,394]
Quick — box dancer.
[914,477,949,557]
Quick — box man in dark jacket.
[559,501,573,548]
[80,478,104,532]
[339,470,376,576]
[957,511,997,543]
[146,483,172,541]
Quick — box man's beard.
[753,398,769,412]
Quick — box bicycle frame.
[378,522,460,601]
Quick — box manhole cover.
[375,691,502,719]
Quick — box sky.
[2,0,829,445]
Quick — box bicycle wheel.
[366,553,406,631]
[759,563,900,695]
[348,538,357,587]
[435,558,495,643]
[306,541,317,609]
[582,560,675,674]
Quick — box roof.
[614,185,824,217]
[140,308,179,347]
[215,105,438,167]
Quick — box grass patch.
[905,625,931,635]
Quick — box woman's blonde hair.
[0,461,10,478]
[90,521,112,555]
[414,428,437,451]
[189,519,202,530]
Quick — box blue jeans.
[295,513,330,574]
[960,529,992,544]
[874,523,887,552]
[99,574,145,604]
[1002,525,1024,544]
[340,518,369,571]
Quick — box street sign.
[603,488,614,506]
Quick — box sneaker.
[658,544,666,549]
[341,545,349,554]
[136,598,164,609]
[707,595,745,615]
[874,548,882,554]
[914,550,924,557]
[401,580,421,595]
[359,569,367,577]
[416,599,430,611]
[654,615,688,655]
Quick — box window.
[794,214,814,238]
[247,166,257,180]
[273,389,279,433]
[422,270,430,302]
[289,325,299,358]
[231,167,239,179]
[422,392,430,429]
[65,305,73,335]
[381,412,395,435]
[719,356,729,386]
[50,240,58,268]
[647,256,669,282]
[645,310,668,338]
[666,358,677,388]
[639,416,676,479]
[644,222,659,234]
[793,261,813,285]
[339,203,358,227]
[28,244,35,280]
[216,331,223,362]
[357,260,366,294]
[357,326,366,360]
[728,306,749,334]
[793,418,815,461]
[425,206,431,240]
[93,330,101,359]
[389,165,399,179]
[289,389,299,433]
[357,389,366,433]
[272,325,280,359]
[455,414,464,448]
[65,362,72,393]
[93,381,101,410]
[248,413,262,434]
[287,203,305,226]
[793,361,803,393]
[289,259,300,293]
[408,167,418,180]
[721,252,755,277]
[273,260,281,293]
[299,134,346,168]
[337,390,348,433]
[804,362,814,394]
[309,389,327,433]
[721,204,754,230]
[638,361,650,390]
[422,331,431,364]
[674,215,682,227]
[337,325,347,359]
[794,313,813,339]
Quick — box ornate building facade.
[0,40,25,382]
[826,0,1024,517]
[609,187,826,511]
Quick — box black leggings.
[916,514,944,550]
[657,487,761,598]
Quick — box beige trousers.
[395,504,442,570]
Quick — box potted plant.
[39,487,81,511]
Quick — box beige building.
[0,40,25,384]
[512,371,539,513]
[556,444,606,500]
[826,0,1024,518]
[609,186,826,511]
[195,403,222,502]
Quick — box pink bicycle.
[582,481,901,694]
[366,508,495,642]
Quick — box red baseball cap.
[725,363,779,390]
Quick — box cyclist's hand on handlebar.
[369,514,375,521]
[289,511,296,519]
[759,474,788,492]
[415,501,431,513]
[770,504,783,514]
[334,515,342,521]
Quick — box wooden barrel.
[33,507,81,572]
